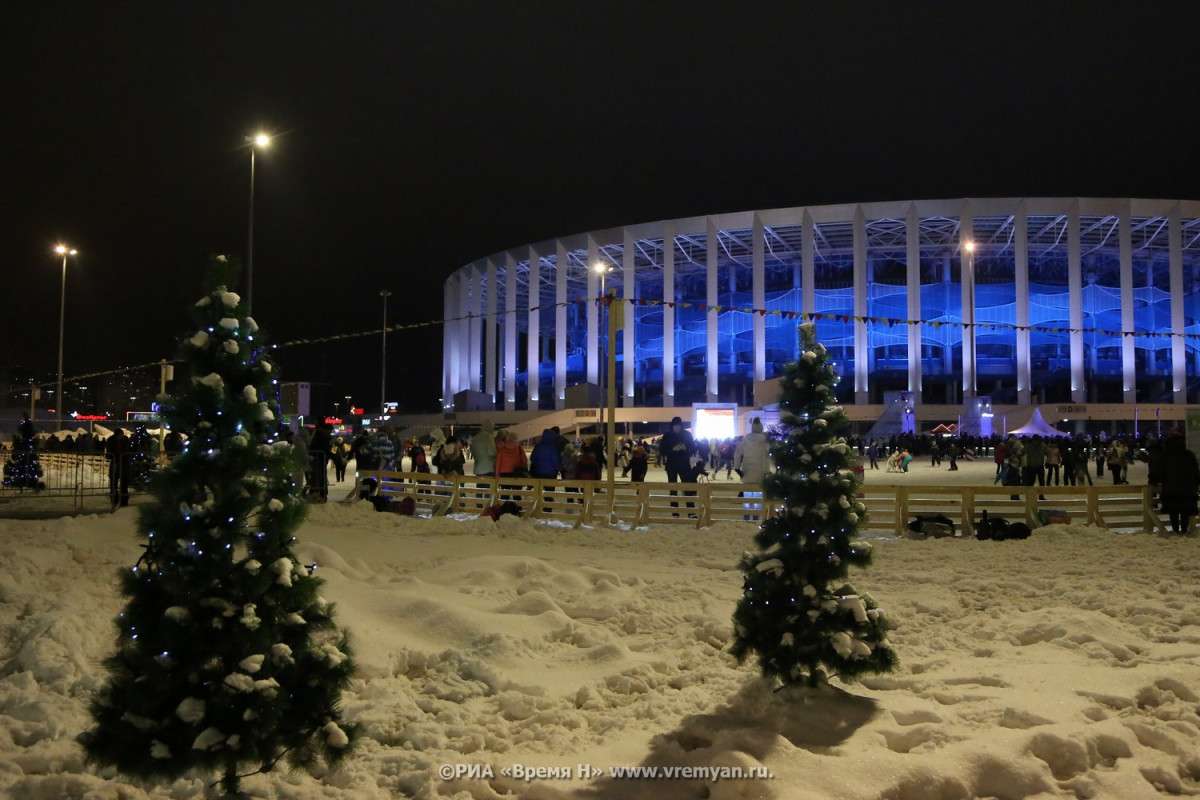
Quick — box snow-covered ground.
[3,455,1199,799]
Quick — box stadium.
[442,198,1200,437]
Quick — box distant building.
[443,198,1199,426]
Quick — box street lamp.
[380,290,392,415]
[593,264,615,477]
[54,244,77,432]
[964,240,976,398]
[245,132,270,316]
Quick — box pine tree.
[81,262,357,796]
[127,424,157,489]
[730,322,897,688]
[2,415,46,490]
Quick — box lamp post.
[380,290,392,415]
[594,263,615,484]
[245,132,270,316]
[54,244,77,432]
[964,240,976,399]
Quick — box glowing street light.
[54,244,78,432]
[245,132,271,316]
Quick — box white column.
[555,240,568,409]
[1014,203,1032,405]
[1068,203,1085,403]
[1067,206,1085,402]
[587,235,600,386]
[1119,202,1135,404]
[468,267,482,393]
[527,247,540,408]
[854,205,869,402]
[752,213,766,383]
[443,275,457,405]
[663,221,676,406]
[706,217,719,402]
[485,260,498,401]
[906,203,922,394]
[457,272,471,393]
[1170,204,1186,403]
[623,228,636,403]
[504,254,518,410]
[959,200,975,399]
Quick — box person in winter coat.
[308,422,333,499]
[659,416,696,483]
[329,436,352,482]
[529,428,563,479]
[560,443,580,479]
[1105,438,1129,485]
[434,432,467,476]
[574,445,602,481]
[290,428,310,489]
[1156,435,1199,534]
[628,445,649,482]
[494,431,529,477]
[471,420,498,476]
[406,438,429,473]
[373,429,397,471]
[733,418,771,484]
[105,427,131,508]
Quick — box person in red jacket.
[494,431,529,477]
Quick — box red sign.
[74,414,110,421]
[350,407,365,415]
[324,417,343,425]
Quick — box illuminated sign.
[324,417,343,425]
[350,407,365,415]
[73,414,110,421]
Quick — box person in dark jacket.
[308,422,333,500]
[105,428,131,508]
[1157,435,1200,534]
[658,416,696,483]
[529,428,563,479]
[628,445,649,482]
[574,447,602,481]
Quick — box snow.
[2,457,1200,798]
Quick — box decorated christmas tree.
[2,415,45,490]
[127,424,157,490]
[730,322,896,688]
[81,259,357,796]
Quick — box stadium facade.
[442,198,1200,424]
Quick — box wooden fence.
[356,471,770,529]
[358,471,1171,535]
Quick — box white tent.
[1007,408,1062,437]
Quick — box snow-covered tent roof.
[1008,408,1062,437]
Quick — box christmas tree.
[127,424,157,490]
[730,322,896,688]
[81,260,357,796]
[2,415,45,490]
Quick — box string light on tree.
[730,322,896,689]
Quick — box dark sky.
[3,2,1198,413]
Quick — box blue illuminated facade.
[443,198,1200,414]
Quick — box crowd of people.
[330,415,774,490]
[11,415,1195,533]
[855,429,1199,534]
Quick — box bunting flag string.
[44,294,1199,390]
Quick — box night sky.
[3,2,1197,414]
